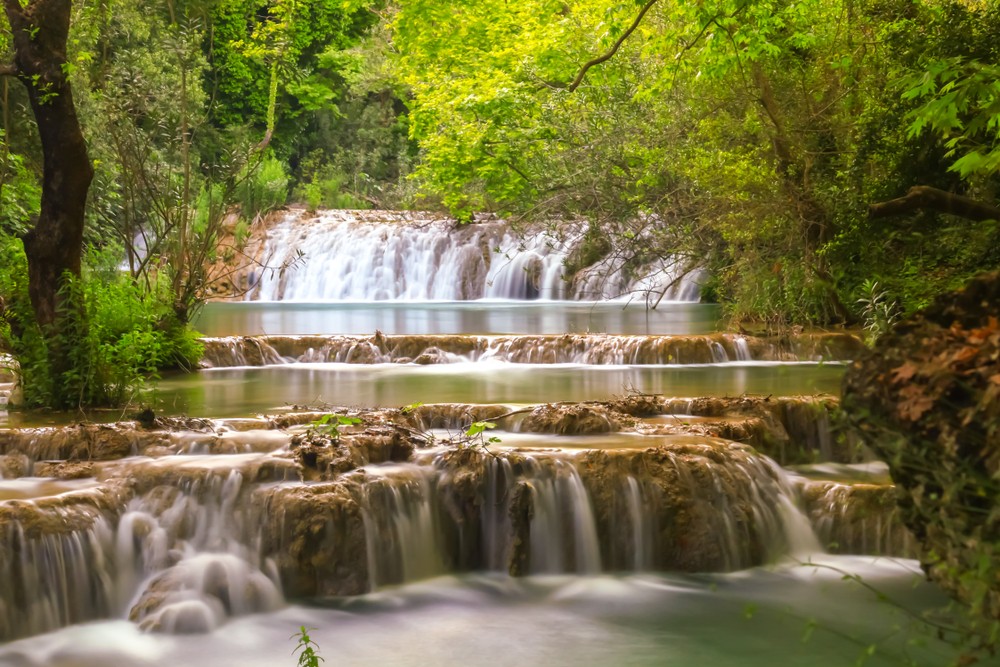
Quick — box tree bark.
[4,0,94,405]
[869,185,1000,222]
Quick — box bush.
[293,160,370,211]
[236,153,289,221]
[0,236,203,409]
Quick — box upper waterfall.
[244,209,704,302]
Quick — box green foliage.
[0,137,41,237]
[391,0,1000,325]
[462,420,501,450]
[0,236,202,409]
[236,153,290,221]
[291,626,324,667]
[903,57,1000,181]
[856,280,900,345]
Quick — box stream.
[0,211,960,666]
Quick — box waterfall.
[0,464,283,641]
[0,425,848,643]
[246,209,703,302]
[359,465,446,588]
[523,460,603,574]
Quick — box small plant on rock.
[308,413,362,441]
[857,279,900,345]
[462,420,501,451]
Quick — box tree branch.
[564,0,659,92]
[869,186,1000,222]
[0,63,16,77]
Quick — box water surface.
[194,301,722,337]
[150,361,844,417]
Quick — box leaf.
[891,362,919,384]
[897,385,934,422]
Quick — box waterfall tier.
[0,398,909,642]
[199,332,864,368]
[234,209,704,302]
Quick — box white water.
[0,560,953,667]
[248,210,703,302]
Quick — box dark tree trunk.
[4,0,94,405]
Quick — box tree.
[1,0,94,408]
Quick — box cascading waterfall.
[246,209,703,302]
[0,415,901,645]
[523,460,603,574]
[0,465,283,641]
[359,465,446,588]
[197,331,865,368]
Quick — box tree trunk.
[4,0,94,406]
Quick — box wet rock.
[519,403,628,435]
[412,347,451,365]
[0,424,136,461]
[608,394,670,416]
[401,403,511,431]
[257,481,370,597]
[33,461,96,479]
[658,395,850,464]
[291,424,418,479]
[0,454,29,478]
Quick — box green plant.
[291,625,324,667]
[236,153,289,221]
[462,420,501,451]
[0,235,203,408]
[857,279,900,345]
[400,401,424,414]
[308,413,363,440]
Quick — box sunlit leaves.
[903,57,1000,180]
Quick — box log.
[869,185,1000,222]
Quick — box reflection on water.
[151,362,844,417]
[0,558,952,667]
[194,301,722,336]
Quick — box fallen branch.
[869,185,1000,222]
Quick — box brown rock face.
[519,403,628,435]
[843,272,1000,626]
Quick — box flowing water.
[0,211,959,666]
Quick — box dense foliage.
[1,0,406,407]
[391,0,1000,326]
[843,272,1000,663]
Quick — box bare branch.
[869,185,1000,223]
[564,0,659,93]
[0,63,16,77]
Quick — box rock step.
[199,332,864,368]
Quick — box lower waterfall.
[0,426,857,643]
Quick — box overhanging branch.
[563,0,659,92]
[869,186,1000,223]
